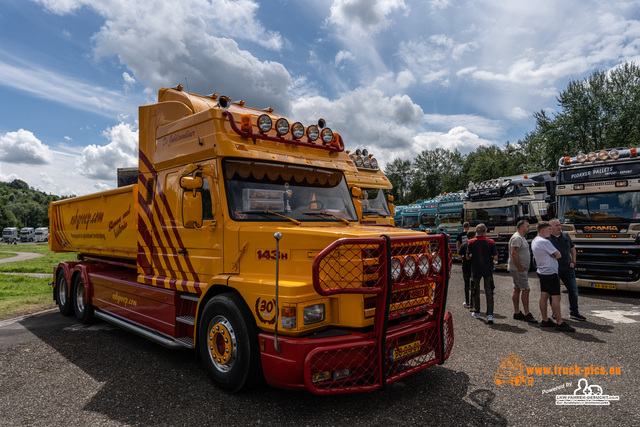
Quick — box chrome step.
[176,315,195,325]
[176,337,194,348]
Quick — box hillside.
[0,179,72,231]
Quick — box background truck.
[34,227,49,242]
[463,173,555,268]
[437,192,464,258]
[418,198,438,233]
[2,227,18,243]
[400,203,422,230]
[20,227,35,242]
[50,86,453,394]
[556,147,640,291]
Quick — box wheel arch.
[194,283,248,350]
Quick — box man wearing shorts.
[531,221,575,332]
[508,220,537,323]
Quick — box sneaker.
[523,313,538,323]
[555,322,576,332]
[513,312,525,320]
[463,302,470,309]
[570,313,587,321]
[486,315,494,324]
[472,312,481,319]
[540,319,555,328]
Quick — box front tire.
[73,275,94,323]
[198,293,261,392]
[56,272,73,316]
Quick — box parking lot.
[0,267,638,426]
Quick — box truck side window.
[199,177,213,220]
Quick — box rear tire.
[198,293,262,392]
[73,275,94,323]
[56,272,73,316]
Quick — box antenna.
[184,77,204,146]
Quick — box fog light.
[307,125,319,141]
[332,368,351,380]
[390,257,401,281]
[432,253,443,273]
[257,114,272,132]
[303,303,325,325]
[402,255,416,278]
[292,122,305,139]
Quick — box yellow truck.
[49,86,453,394]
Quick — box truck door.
[150,164,223,291]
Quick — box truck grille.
[575,242,640,282]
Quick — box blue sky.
[1,0,640,196]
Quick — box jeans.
[463,270,473,304]
[472,274,494,315]
[558,268,579,315]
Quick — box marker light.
[291,122,305,139]
[241,114,252,132]
[609,149,619,160]
[307,125,319,141]
[321,128,334,144]
[587,152,597,162]
[257,114,272,132]
[631,148,638,157]
[275,118,290,136]
[598,150,609,160]
[564,156,570,165]
[577,152,587,163]
[329,132,340,147]
[402,255,417,278]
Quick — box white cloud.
[412,126,493,153]
[509,107,529,120]
[335,50,355,66]
[0,129,53,165]
[328,0,408,36]
[34,0,292,113]
[76,122,138,180]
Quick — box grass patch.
[0,274,56,321]
[0,252,15,260]
[0,243,78,274]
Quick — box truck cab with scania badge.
[49,86,454,394]
[556,148,640,291]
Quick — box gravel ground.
[0,267,638,426]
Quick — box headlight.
[402,255,416,278]
[257,114,272,132]
[390,257,402,281]
[417,254,430,276]
[303,304,325,325]
[321,128,333,144]
[307,125,319,141]
[432,253,443,273]
[291,122,304,139]
[276,118,290,136]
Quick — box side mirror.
[387,194,394,202]
[180,176,203,190]
[351,186,363,198]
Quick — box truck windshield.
[223,159,358,222]
[420,213,437,227]
[439,212,461,226]
[558,191,640,223]
[402,214,420,229]
[465,206,516,227]
[360,188,391,217]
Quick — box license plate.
[390,340,421,361]
[591,283,617,290]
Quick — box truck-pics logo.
[494,353,534,386]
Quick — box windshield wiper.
[304,211,351,225]
[260,211,301,225]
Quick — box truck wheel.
[73,275,94,323]
[56,273,73,316]
[198,293,261,392]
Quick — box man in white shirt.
[531,221,575,332]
